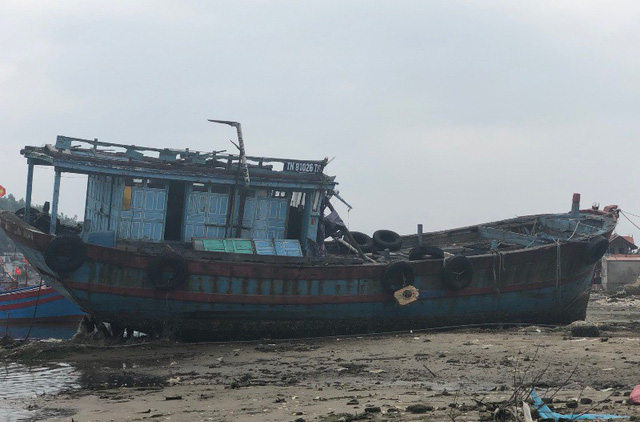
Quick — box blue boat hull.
[0,285,84,323]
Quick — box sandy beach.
[3,292,640,421]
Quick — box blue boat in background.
[0,123,620,341]
[0,284,84,323]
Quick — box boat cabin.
[21,134,338,257]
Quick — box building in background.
[607,234,637,255]
[601,235,640,292]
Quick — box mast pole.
[50,169,61,235]
[208,119,251,237]
[24,160,34,223]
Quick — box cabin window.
[270,190,287,199]
[190,183,229,194]
[210,185,229,194]
[290,192,306,208]
[192,182,208,192]
[147,179,166,189]
[312,191,322,213]
[123,177,145,188]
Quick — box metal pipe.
[571,193,580,218]
[50,169,61,235]
[24,160,34,223]
[209,119,251,238]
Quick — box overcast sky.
[1,1,639,238]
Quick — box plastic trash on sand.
[529,390,627,420]
[629,385,640,405]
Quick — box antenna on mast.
[208,119,250,185]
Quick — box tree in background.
[0,194,79,253]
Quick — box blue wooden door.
[235,190,288,239]
[184,186,229,240]
[118,181,167,241]
[85,175,114,233]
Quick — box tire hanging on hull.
[382,260,415,293]
[148,252,188,290]
[44,235,87,274]
[442,255,473,290]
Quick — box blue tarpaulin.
[530,390,627,420]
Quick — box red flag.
[0,185,5,198]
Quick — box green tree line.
[0,193,79,225]
[0,194,80,253]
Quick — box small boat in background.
[0,284,84,323]
[0,254,84,326]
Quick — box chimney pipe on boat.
[208,119,250,185]
[571,193,580,218]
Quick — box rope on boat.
[620,210,640,231]
[555,240,562,307]
[567,221,581,240]
[24,277,44,341]
[620,209,640,219]
[491,251,505,293]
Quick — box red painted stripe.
[0,295,65,311]
[1,315,83,323]
[64,268,592,306]
[0,287,57,301]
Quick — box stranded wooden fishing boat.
[0,125,618,340]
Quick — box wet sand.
[4,292,640,421]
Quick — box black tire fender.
[349,231,374,253]
[382,260,415,293]
[373,229,403,252]
[409,245,445,261]
[582,236,609,265]
[148,252,188,290]
[44,235,87,274]
[442,255,473,290]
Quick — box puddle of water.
[0,362,79,421]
